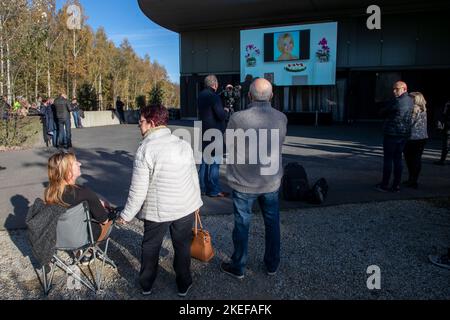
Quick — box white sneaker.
[142,289,152,296]
[429,254,450,270]
[177,283,192,298]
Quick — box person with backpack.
[220,78,287,279]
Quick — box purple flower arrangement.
[245,44,260,67]
[316,37,330,62]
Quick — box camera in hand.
[220,84,242,120]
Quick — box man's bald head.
[249,78,273,102]
[393,81,408,97]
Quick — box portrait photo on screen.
[241,22,337,86]
[274,31,300,61]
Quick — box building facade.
[138,0,450,123]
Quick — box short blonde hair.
[277,33,294,53]
[410,92,427,114]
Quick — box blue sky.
[56,0,180,83]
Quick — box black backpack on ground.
[282,162,310,201]
[282,162,329,204]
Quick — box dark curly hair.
[140,104,169,127]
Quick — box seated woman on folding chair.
[45,150,116,265]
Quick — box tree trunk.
[0,19,4,97]
[72,30,77,98]
[66,69,69,96]
[25,75,28,102]
[98,73,103,110]
[47,58,51,98]
[125,74,129,109]
[6,42,12,103]
[35,59,39,101]
[133,78,138,109]
[72,78,77,99]
[113,74,118,110]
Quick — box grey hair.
[204,75,218,88]
[249,79,273,101]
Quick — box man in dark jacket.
[434,100,450,165]
[53,93,72,148]
[197,75,230,197]
[116,97,126,124]
[376,81,413,192]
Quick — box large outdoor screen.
[241,22,337,86]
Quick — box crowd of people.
[0,93,84,148]
[26,76,450,298]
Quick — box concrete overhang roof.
[137,0,449,33]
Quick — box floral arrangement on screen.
[245,44,260,67]
[316,37,330,62]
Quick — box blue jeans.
[49,130,57,147]
[198,157,221,196]
[72,111,79,128]
[57,118,72,148]
[230,190,280,274]
[382,135,407,188]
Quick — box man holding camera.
[197,75,230,198]
[222,84,242,115]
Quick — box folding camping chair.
[40,201,117,295]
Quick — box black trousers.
[403,139,427,183]
[382,135,407,188]
[140,213,194,292]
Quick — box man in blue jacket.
[197,75,230,197]
[376,81,413,192]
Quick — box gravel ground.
[1,199,449,300]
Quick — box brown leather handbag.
[191,210,214,262]
[97,220,113,243]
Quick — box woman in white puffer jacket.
[117,104,203,297]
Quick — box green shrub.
[0,115,42,148]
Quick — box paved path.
[1,122,449,230]
[0,122,449,300]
